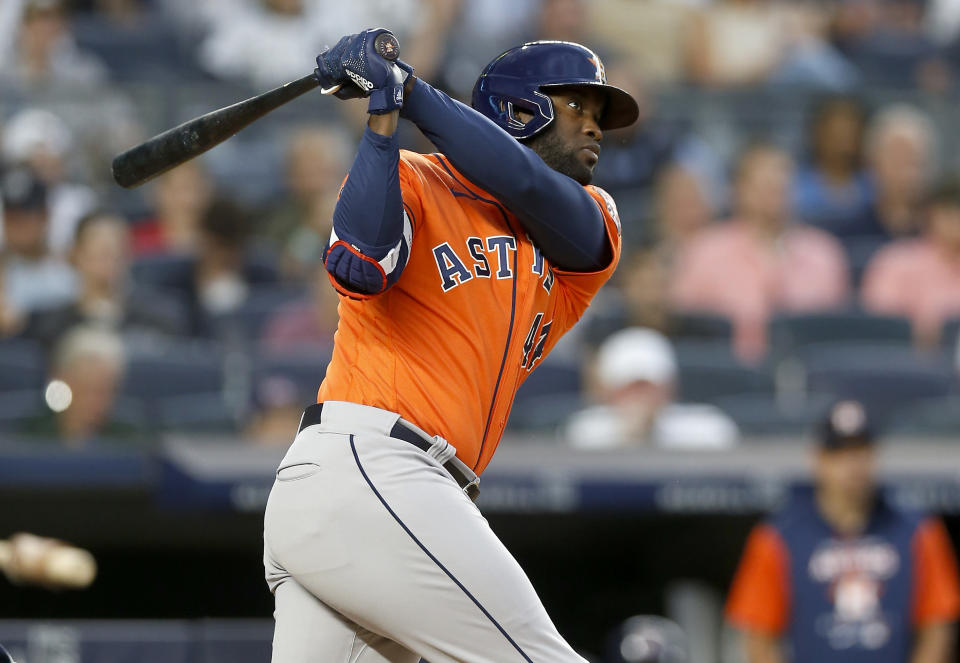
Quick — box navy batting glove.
[314,29,413,112]
[368,59,414,115]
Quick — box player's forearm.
[400,78,609,271]
[324,124,410,294]
[332,125,404,256]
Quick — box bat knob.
[374,32,400,62]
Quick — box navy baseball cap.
[0,166,47,212]
[818,400,875,450]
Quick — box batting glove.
[314,28,413,114]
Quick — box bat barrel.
[112,74,319,188]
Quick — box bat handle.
[321,32,399,96]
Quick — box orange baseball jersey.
[318,150,621,474]
[726,494,960,660]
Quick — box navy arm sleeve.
[400,78,609,272]
[323,126,411,295]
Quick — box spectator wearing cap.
[1,107,97,255]
[669,143,850,361]
[564,327,739,450]
[861,174,960,347]
[0,166,76,320]
[726,400,960,663]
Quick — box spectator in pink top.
[861,175,960,348]
[670,143,851,361]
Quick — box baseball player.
[726,400,960,662]
[262,29,638,662]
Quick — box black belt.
[299,403,480,501]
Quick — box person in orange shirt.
[862,175,960,347]
[669,143,850,361]
[726,400,960,663]
[262,30,638,663]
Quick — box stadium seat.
[842,235,889,287]
[942,318,960,351]
[252,350,333,409]
[673,341,776,404]
[769,311,913,359]
[156,393,240,434]
[207,286,309,344]
[798,342,957,412]
[131,253,194,291]
[0,339,46,391]
[885,395,960,436]
[507,392,585,434]
[513,360,582,407]
[122,341,225,402]
[671,312,733,343]
[712,391,836,436]
[0,390,45,431]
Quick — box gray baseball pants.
[262,400,586,663]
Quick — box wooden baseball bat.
[111,32,400,189]
[0,533,97,589]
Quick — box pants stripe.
[349,435,533,663]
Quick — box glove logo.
[394,88,403,105]
[346,69,374,91]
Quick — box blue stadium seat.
[156,393,240,434]
[942,318,960,350]
[799,342,957,412]
[208,286,309,344]
[769,311,913,358]
[252,350,332,409]
[674,341,776,404]
[122,341,225,401]
[72,15,190,82]
[512,360,582,409]
[0,339,46,391]
[886,395,960,436]
[843,235,889,287]
[712,391,836,436]
[672,312,733,343]
[0,390,44,431]
[131,254,193,291]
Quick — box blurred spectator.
[1,108,97,255]
[586,0,699,86]
[590,65,695,241]
[653,164,714,256]
[861,174,960,347]
[260,126,351,280]
[564,327,739,450]
[669,144,850,361]
[24,211,187,349]
[726,399,960,662]
[198,0,457,90]
[793,95,873,234]
[244,374,305,445]
[132,160,214,256]
[149,198,279,335]
[580,248,673,348]
[20,325,142,446]
[261,262,338,353]
[0,0,109,89]
[536,0,587,42]
[685,0,857,89]
[854,104,934,243]
[0,166,75,321]
[834,0,951,91]
[439,0,539,99]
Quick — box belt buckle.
[463,476,480,502]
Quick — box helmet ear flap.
[490,96,537,133]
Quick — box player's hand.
[314,28,414,114]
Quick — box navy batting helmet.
[471,41,640,140]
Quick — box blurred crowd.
[1,0,960,448]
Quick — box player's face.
[816,445,876,505]
[523,87,606,185]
